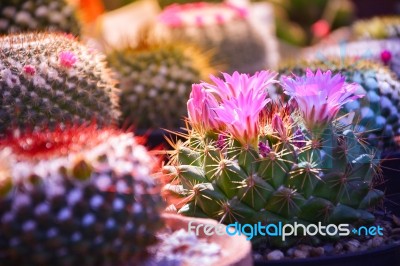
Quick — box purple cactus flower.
[59,51,77,68]
[271,114,286,138]
[216,134,226,150]
[258,140,271,157]
[293,128,306,148]
[281,69,363,135]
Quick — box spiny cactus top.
[303,38,400,78]
[0,33,119,133]
[162,70,383,247]
[353,16,400,40]
[107,39,214,130]
[0,125,164,265]
[0,0,80,35]
[279,59,400,150]
[157,2,266,74]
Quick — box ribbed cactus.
[303,39,400,78]
[353,16,400,40]
[107,39,214,129]
[279,59,400,149]
[156,2,266,74]
[0,33,119,133]
[0,125,164,265]
[0,0,80,35]
[162,70,383,247]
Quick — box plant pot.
[157,213,253,266]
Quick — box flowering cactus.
[280,59,400,149]
[0,33,119,133]
[0,125,164,265]
[162,70,383,246]
[156,2,266,74]
[281,70,363,135]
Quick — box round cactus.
[0,124,164,265]
[0,0,80,36]
[156,2,267,74]
[0,32,119,133]
[279,59,400,150]
[353,16,400,40]
[107,39,214,130]
[162,70,384,247]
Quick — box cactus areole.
[163,70,384,246]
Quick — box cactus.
[156,2,266,74]
[162,70,384,247]
[0,124,164,265]
[0,0,80,36]
[0,32,119,133]
[303,39,400,78]
[279,59,400,150]
[353,16,400,40]
[107,38,214,130]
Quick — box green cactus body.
[353,16,400,40]
[0,125,164,265]
[279,60,400,149]
[156,2,266,74]
[162,71,384,247]
[0,33,119,133]
[107,41,213,129]
[0,0,80,35]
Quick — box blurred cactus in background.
[107,34,214,130]
[0,33,119,133]
[162,70,383,247]
[268,0,354,46]
[156,2,267,74]
[0,0,80,35]
[353,16,400,40]
[0,125,164,265]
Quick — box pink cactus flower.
[59,51,77,68]
[23,65,36,76]
[187,84,220,132]
[202,71,277,101]
[188,71,277,146]
[380,50,392,65]
[281,69,363,134]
